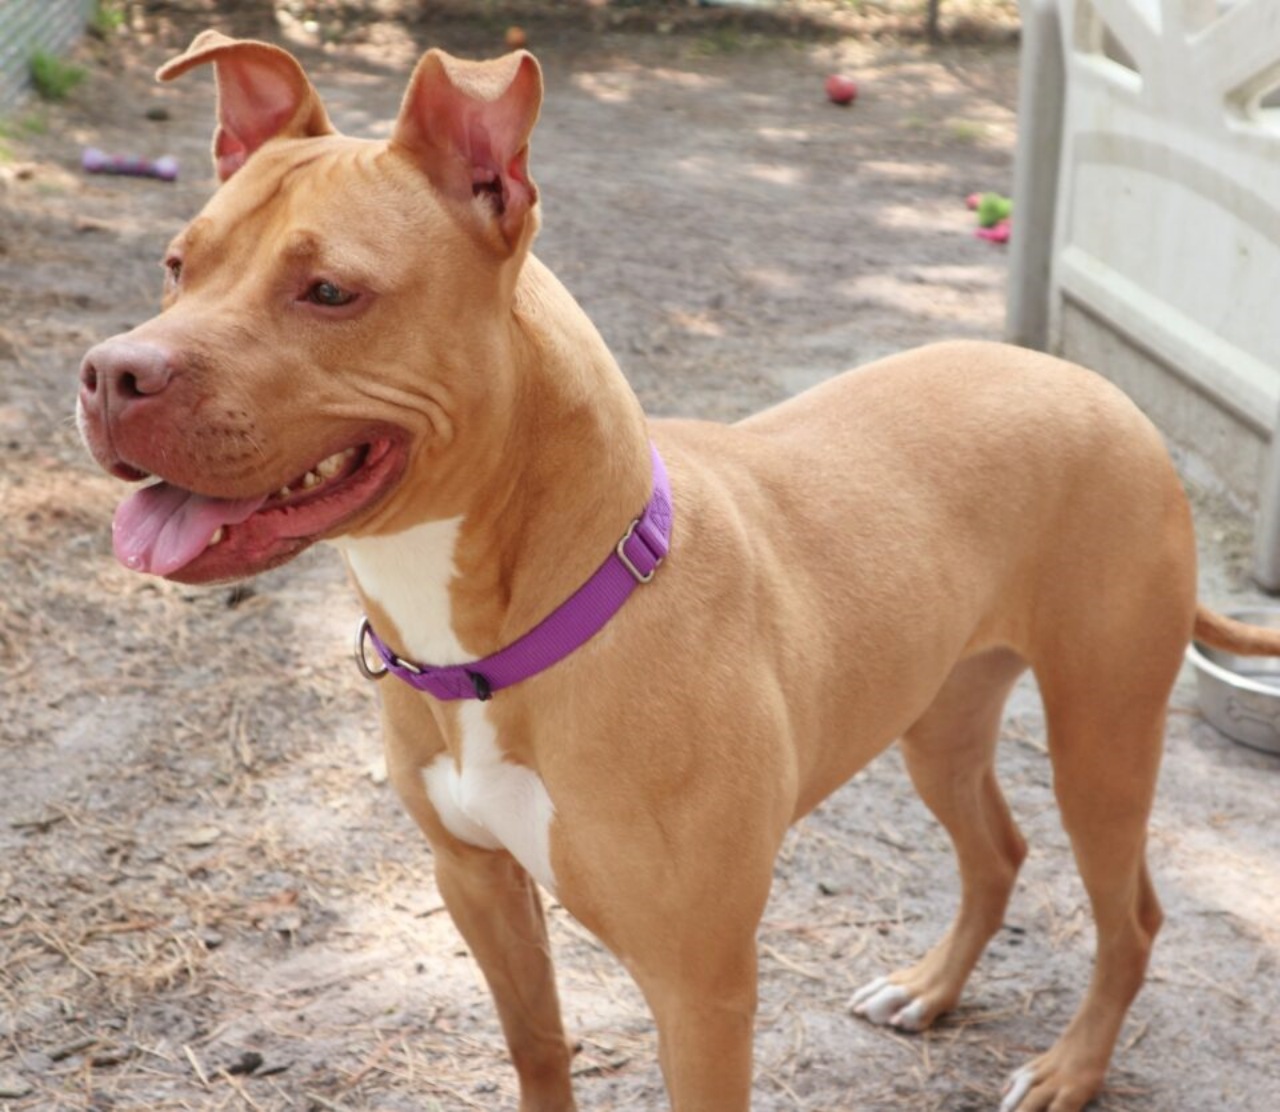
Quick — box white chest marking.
[335,521,558,894]
[338,517,469,665]
[424,703,558,894]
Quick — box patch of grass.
[688,25,779,57]
[0,109,49,140]
[30,50,86,102]
[946,118,987,143]
[18,110,48,136]
[693,26,747,55]
[0,109,46,166]
[91,0,127,36]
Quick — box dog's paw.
[998,1066,1035,1112]
[997,1053,1103,1112]
[847,976,929,1032]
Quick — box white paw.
[848,976,928,1031]
[999,1065,1035,1112]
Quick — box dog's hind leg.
[998,674,1169,1112]
[994,492,1191,1112]
[851,647,1029,1033]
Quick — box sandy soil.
[1,3,1277,1110]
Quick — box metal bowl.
[1187,608,1280,755]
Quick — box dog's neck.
[339,253,652,666]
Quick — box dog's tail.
[1193,605,1280,656]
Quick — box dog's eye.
[164,257,182,286]
[306,280,356,308]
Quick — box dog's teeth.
[316,453,344,479]
[277,449,354,499]
[208,527,225,547]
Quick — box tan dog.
[77,32,1280,1112]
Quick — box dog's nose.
[79,339,174,413]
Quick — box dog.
[76,31,1280,1112]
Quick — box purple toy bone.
[82,147,179,182]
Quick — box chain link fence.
[0,0,95,113]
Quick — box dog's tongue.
[113,482,267,576]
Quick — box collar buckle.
[616,517,660,584]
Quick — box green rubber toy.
[976,192,1013,229]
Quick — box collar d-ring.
[353,617,389,681]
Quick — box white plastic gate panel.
[1044,0,1280,496]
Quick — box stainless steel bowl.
[1187,607,1280,755]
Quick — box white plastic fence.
[1009,0,1280,585]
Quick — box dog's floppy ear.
[157,30,334,182]
[392,49,542,252]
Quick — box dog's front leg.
[640,947,758,1112]
[562,823,775,1111]
[381,694,576,1112]
[433,844,577,1112]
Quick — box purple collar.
[354,442,673,700]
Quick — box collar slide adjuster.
[616,517,662,584]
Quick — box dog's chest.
[337,519,558,894]
[422,703,557,892]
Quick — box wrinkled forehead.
[174,135,448,271]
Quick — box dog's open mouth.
[112,435,406,583]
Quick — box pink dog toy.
[82,147,179,182]
[975,219,1011,244]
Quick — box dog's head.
[78,31,543,583]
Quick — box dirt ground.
[2,2,1277,1110]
